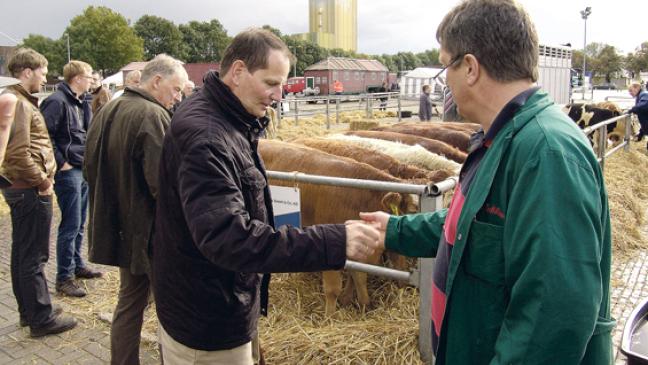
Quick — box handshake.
[344,211,391,262]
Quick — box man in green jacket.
[84,54,187,365]
[361,1,614,364]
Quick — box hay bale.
[349,120,380,131]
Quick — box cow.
[327,134,462,174]
[391,120,482,134]
[294,137,452,183]
[345,130,467,164]
[259,139,419,315]
[372,124,472,152]
[563,102,634,149]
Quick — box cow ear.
[380,192,402,215]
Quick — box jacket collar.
[56,82,86,106]
[7,84,39,107]
[123,87,173,118]
[202,71,269,136]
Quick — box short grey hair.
[140,54,187,83]
[436,0,539,83]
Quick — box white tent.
[400,67,445,98]
[102,71,123,87]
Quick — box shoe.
[20,304,63,327]
[56,279,87,297]
[75,267,103,279]
[30,315,77,338]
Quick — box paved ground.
[0,210,160,364]
[0,206,644,364]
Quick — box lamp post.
[580,6,591,99]
[65,33,71,63]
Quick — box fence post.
[417,193,438,365]
[599,123,607,171]
[624,114,632,152]
[326,97,331,130]
[365,94,370,118]
[294,100,299,126]
[398,94,402,123]
[336,98,340,124]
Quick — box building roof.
[305,57,388,72]
[120,62,148,71]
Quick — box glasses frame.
[432,53,465,81]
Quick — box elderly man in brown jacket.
[1,48,77,337]
[84,54,187,365]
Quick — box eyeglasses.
[432,54,465,81]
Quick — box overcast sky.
[0,0,644,57]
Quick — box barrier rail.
[276,92,418,128]
[266,170,456,364]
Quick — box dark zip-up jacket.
[630,90,648,127]
[152,71,346,351]
[41,82,92,169]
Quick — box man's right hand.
[37,178,53,196]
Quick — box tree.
[416,49,440,67]
[134,15,184,61]
[589,44,622,83]
[20,34,66,77]
[65,6,143,74]
[625,42,648,78]
[179,20,230,63]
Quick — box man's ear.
[463,54,481,86]
[151,74,163,90]
[230,60,247,86]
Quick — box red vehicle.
[283,77,305,95]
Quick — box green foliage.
[625,42,648,78]
[134,15,185,61]
[179,20,230,63]
[19,34,66,77]
[65,6,143,74]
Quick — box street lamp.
[580,6,591,98]
[64,33,71,63]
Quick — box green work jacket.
[387,90,615,365]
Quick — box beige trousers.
[159,324,260,365]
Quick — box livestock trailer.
[537,44,572,105]
[303,57,389,95]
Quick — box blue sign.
[270,185,301,228]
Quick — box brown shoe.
[20,304,63,327]
[56,279,86,297]
[30,315,77,338]
[75,267,103,279]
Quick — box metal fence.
[277,92,413,128]
[265,111,632,364]
[266,170,455,364]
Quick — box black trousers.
[3,188,56,328]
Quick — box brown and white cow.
[259,139,419,315]
[372,124,472,152]
[345,130,467,164]
[295,137,453,183]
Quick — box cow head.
[380,192,419,216]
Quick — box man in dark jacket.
[152,29,381,364]
[419,84,433,121]
[2,48,77,337]
[85,54,187,365]
[41,60,102,298]
[628,82,648,142]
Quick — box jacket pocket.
[463,219,505,285]
[239,166,268,223]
